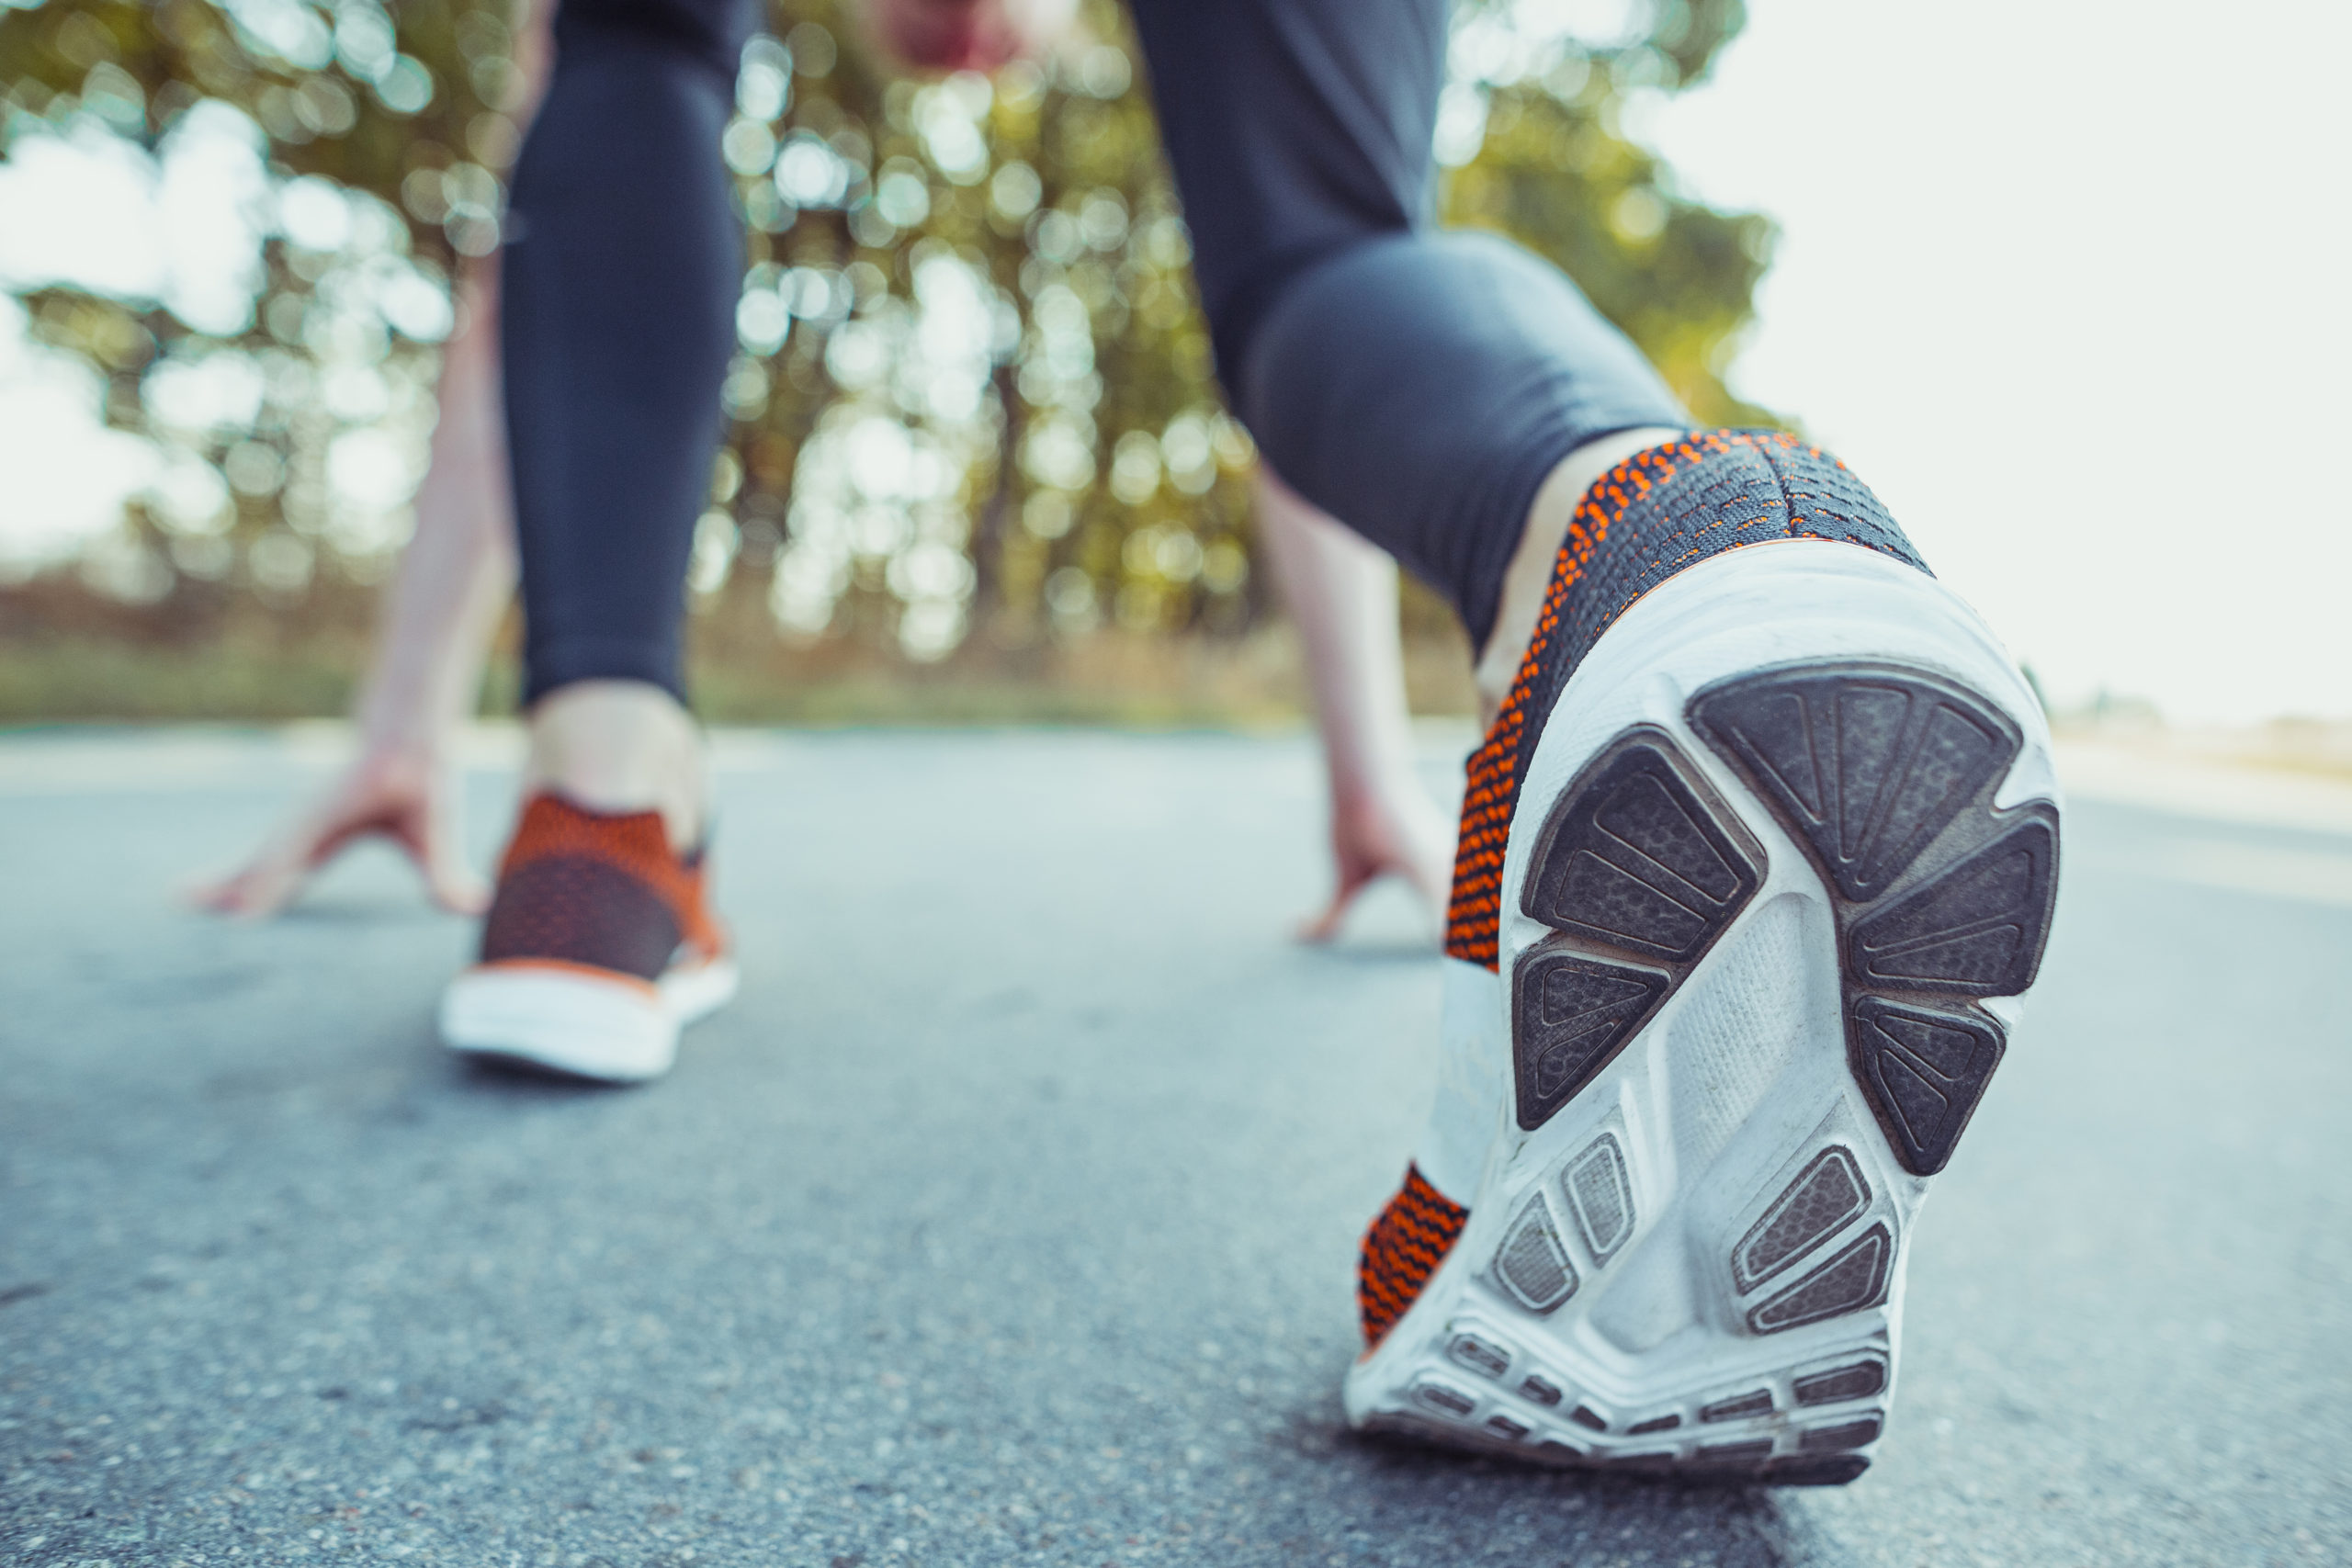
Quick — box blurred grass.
[0,635,361,722]
[0,622,1478,728]
[0,562,1479,728]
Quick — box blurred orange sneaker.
[1344,433,2062,1483]
[438,793,737,1083]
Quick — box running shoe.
[439,793,738,1082]
[1345,433,2062,1483]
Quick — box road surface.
[3,728,2346,1566]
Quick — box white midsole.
[439,954,740,1084]
[1347,539,2059,1463]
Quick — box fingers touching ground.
[189,752,489,919]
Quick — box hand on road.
[1297,787,1455,944]
[190,747,489,919]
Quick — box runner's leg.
[501,0,754,709]
[443,0,755,1080]
[1129,2,2058,1486]
[1125,0,1690,659]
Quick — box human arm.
[1254,467,1454,942]
[191,266,518,917]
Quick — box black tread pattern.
[1772,1454,1871,1485]
[1849,999,2006,1176]
[1700,1390,1773,1423]
[1522,745,1764,961]
[1413,1382,1476,1417]
[1800,1416,1884,1452]
[1688,667,2018,903]
[1510,733,1762,1130]
[1733,1147,1871,1292]
[1793,1359,1887,1406]
[1747,1224,1893,1335]
[1490,1200,1578,1314]
[1689,661,2060,1177]
[1565,1134,1636,1265]
[1446,1334,1511,1379]
[1696,1438,1775,1464]
[1512,957,1669,1130]
[1849,818,2058,996]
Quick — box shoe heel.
[441,963,679,1084]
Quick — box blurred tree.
[0,0,1770,675]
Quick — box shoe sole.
[439,955,741,1084]
[1343,539,2061,1484]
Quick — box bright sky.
[0,103,271,566]
[1642,0,2352,721]
[3,1,2345,720]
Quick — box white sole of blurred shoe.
[439,953,740,1085]
[1344,539,2062,1483]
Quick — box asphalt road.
[3,728,2346,1567]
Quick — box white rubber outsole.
[1344,540,2062,1483]
[439,954,741,1084]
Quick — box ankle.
[524,680,705,851]
[1473,425,1685,727]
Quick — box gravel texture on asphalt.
[2,730,2346,1567]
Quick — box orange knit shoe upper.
[478,794,723,981]
[1357,1163,1470,1349]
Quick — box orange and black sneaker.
[1343,433,2062,1483]
[438,793,737,1083]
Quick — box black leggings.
[502,0,1688,704]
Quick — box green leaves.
[0,0,1773,663]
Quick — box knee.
[1235,229,1610,416]
[1227,232,1429,431]
[1204,236,1390,418]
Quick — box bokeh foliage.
[0,0,1769,675]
